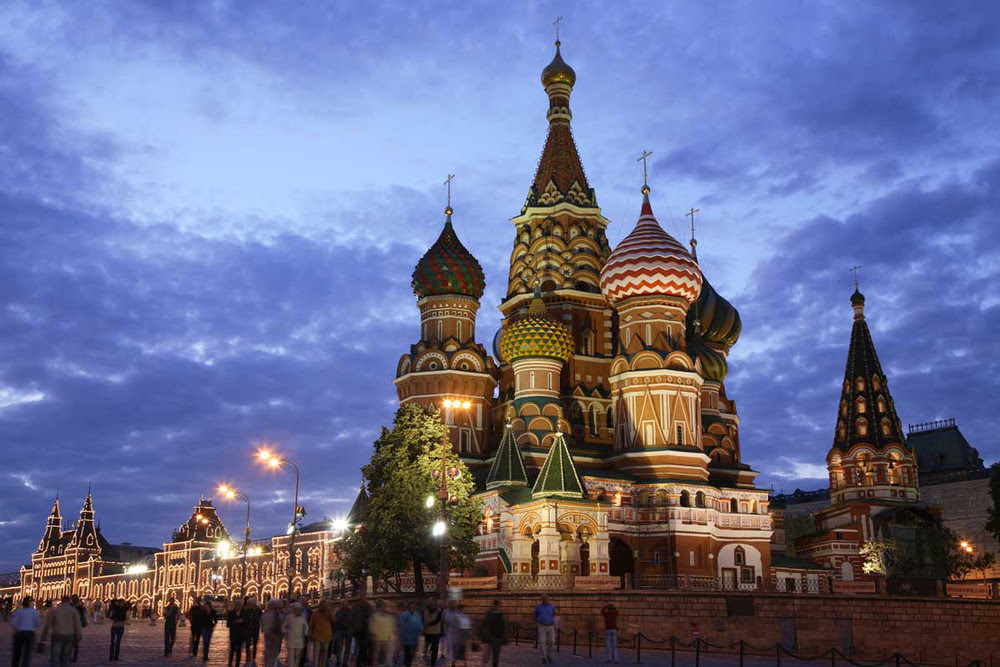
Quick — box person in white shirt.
[9,595,42,667]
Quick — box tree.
[783,513,816,557]
[972,552,996,582]
[986,462,1000,545]
[334,404,481,596]
[860,539,895,575]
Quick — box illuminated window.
[881,418,891,437]
[855,377,865,391]
[855,397,867,414]
[855,418,868,437]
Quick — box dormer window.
[855,397,867,414]
[872,375,881,391]
[855,377,865,392]
[855,418,868,437]
[840,400,848,418]
[877,396,886,413]
[881,418,891,437]
[837,421,847,441]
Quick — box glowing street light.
[331,518,349,533]
[432,520,447,537]
[425,495,436,509]
[217,484,252,596]
[256,446,302,597]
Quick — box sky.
[1,1,998,571]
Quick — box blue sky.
[1,1,998,570]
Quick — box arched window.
[680,491,691,508]
[880,418,891,437]
[872,375,881,391]
[876,395,886,413]
[734,546,746,566]
[855,377,865,392]
[837,421,846,440]
[589,405,600,437]
[854,397,867,414]
[695,491,706,508]
[855,418,868,437]
[730,498,738,513]
[839,400,848,418]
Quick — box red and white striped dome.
[600,192,702,306]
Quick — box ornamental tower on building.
[396,39,772,586]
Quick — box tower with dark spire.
[38,497,63,555]
[68,491,101,554]
[826,287,919,504]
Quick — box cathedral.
[395,41,772,587]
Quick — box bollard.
[695,637,701,667]
[670,636,676,667]
[831,649,837,666]
[895,654,901,667]
[588,630,592,659]
[573,629,577,656]
[636,634,642,664]
[739,640,745,667]
[556,627,561,653]
[776,643,781,667]
[514,623,519,647]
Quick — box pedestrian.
[332,598,352,667]
[244,597,262,665]
[296,597,312,667]
[38,595,82,667]
[369,600,396,667]
[199,598,218,662]
[106,598,129,662]
[91,599,102,625]
[534,594,556,665]
[262,599,284,667]
[479,599,507,667]
[69,594,87,662]
[9,595,42,667]
[188,597,206,657]
[397,600,423,667]
[422,597,443,667]
[351,592,373,667]
[441,599,459,666]
[161,598,180,656]
[453,603,472,667]
[601,601,619,664]
[308,601,334,667]
[284,603,309,667]
[227,599,248,667]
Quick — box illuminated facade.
[396,41,772,587]
[0,490,368,609]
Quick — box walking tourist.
[308,601,334,667]
[441,599,459,666]
[91,599,102,625]
[534,594,556,665]
[479,599,507,667]
[262,599,284,667]
[69,594,87,662]
[244,597,262,665]
[601,601,619,664]
[397,600,423,667]
[227,599,248,667]
[283,603,309,667]
[422,597,442,667]
[332,598,351,666]
[107,598,130,662]
[453,603,472,667]
[163,598,180,656]
[9,595,42,667]
[297,596,312,667]
[38,595,82,667]
[369,600,396,667]
[350,592,373,667]
[199,598,218,662]
[188,597,206,657]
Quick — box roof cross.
[637,150,653,190]
[553,16,563,43]
[851,264,862,289]
[685,207,700,251]
[443,174,455,212]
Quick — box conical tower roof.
[38,497,62,554]
[345,483,368,526]
[833,289,906,452]
[70,492,100,551]
[486,424,529,490]
[532,433,584,498]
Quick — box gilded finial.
[685,207,700,258]
[638,150,653,195]
[443,174,455,219]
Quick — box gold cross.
[553,16,563,42]
[637,150,653,189]
[851,265,862,289]
[685,207,700,242]
[444,174,455,210]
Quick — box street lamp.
[432,399,469,597]
[257,448,302,598]
[218,485,252,597]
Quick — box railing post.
[776,643,781,667]
[636,633,642,664]
[556,627,561,653]
[895,654,901,667]
[670,635,676,667]
[573,628,577,656]
[588,630,592,659]
[831,649,837,667]
[739,640,745,667]
[695,637,701,667]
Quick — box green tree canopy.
[335,404,481,596]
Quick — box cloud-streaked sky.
[2,1,998,570]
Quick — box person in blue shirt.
[534,594,557,664]
[397,600,424,667]
[9,596,42,666]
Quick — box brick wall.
[450,591,1000,660]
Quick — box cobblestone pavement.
[0,621,827,666]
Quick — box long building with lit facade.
[395,40,772,588]
[0,490,368,612]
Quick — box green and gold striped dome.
[690,334,728,382]
[499,292,573,364]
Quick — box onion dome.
[600,189,703,306]
[499,287,573,364]
[411,209,485,299]
[689,334,728,382]
[688,278,742,348]
[541,40,576,88]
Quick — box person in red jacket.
[601,602,619,664]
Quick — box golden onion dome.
[499,291,573,364]
[541,41,576,88]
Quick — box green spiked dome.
[690,334,729,382]
[499,289,574,364]
[688,278,741,348]
[532,433,584,498]
[486,423,529,490]
[411,210,486,299]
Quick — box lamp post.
[433,399,469,597]
[257,449,301,598]
[218,485,251,597]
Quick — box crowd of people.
[2,590,631,667]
